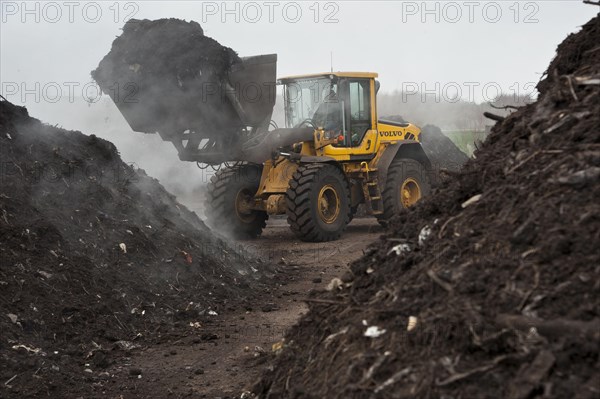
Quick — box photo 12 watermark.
[0,80,287,106]
[1,1,140,24]
[0,81,139,104]
[196,240,343,265]
[400,1,540,24]
[198,1,340,24]
[0,160,139,186]
[400,81,537,103]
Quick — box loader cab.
[279,72,378,148]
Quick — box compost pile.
[255,16,600,399]
[420,124,469,171]
[382,115,469,182]
[0,101,268,397]
[92,18,242,136]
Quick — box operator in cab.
[312,88,347,146]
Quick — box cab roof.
[278,72,378,82]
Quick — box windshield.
[284,78,340,129]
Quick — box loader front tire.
[205,164,267,239]
[286,164,351,242]
[377,158,431,227]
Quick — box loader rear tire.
[377,158,431,227]
[205,164,267,239]
[286,164,351,242]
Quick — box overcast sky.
[1,1,597,105]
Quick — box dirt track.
[99,217,381,397]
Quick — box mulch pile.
[382,115,469,184]
[92,18,242,137]
[420,124,469,172]
[0,101,269,397]
[254,15,600,399]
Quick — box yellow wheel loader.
[98,54,431,242]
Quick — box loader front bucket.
[94,53,277,164]
[227,54,278,127]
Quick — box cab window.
[347,80,372,146]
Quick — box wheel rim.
[400,178,421,208]
[317,184,340,224]
[235,188,255,223]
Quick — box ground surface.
[95,217,381,398]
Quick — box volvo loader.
[97,54,432,242]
